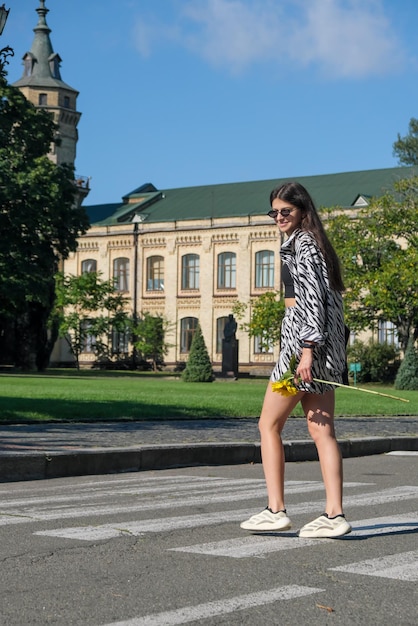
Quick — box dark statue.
[222,314,239,378]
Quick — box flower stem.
[312,378,409,403]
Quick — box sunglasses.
[267,208,296,219]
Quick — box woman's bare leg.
[301,390,344,516]
[259,384,303,512]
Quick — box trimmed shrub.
[347,340,400,383]
[395,337,418,390]
[181,324,214,383]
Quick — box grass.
[0,370,416,423]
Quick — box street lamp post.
[0,4,13,76]
[0,4,10,36]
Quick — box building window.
[217,252,236,289]
[378,321,399,347]
[23,56,33,77]
[146,256,164,291]
[81,320,96,353]
[180,317,198,353]
[216,316,229,353]
[113,257,129,292]
[255,250,274,288]
[81,259,97,274]
[254,334,274,354]
[38,93,47,106]
[63,95,70,108]
[112,327,130,355]
[181,254,199,290]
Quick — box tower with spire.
[13,0,81,169]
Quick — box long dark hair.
[270,181,345,292]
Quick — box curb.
[0,436,417,483]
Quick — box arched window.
[180,317,198,353]
[113,257,129,292]
[81,319,96,353]
[111,326,130,355]
[378,320,399,347]
[181,254,199,290]
[255,250,274,288]
[81,259,97,274]
[146,256,164,291]
[217,252,236,289]
[216,316,229,353]
[254,334,274,354]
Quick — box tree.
[233,291,285,352]
[181,324,214,382]
[393,118,418,165]
[53,272,130,369]
[132,312,172,371]
[395,337,418,390]
[324,178,418,351]
[0,77,89,369]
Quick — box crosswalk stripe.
[169,512,418,558]
[330,550,418,581]
[0,480,372,527]
[0,477,267,509]
[102,585,324,626]
[1,479,369,509]
[387,451,418,456]
[34,492,418,542]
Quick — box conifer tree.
[181,324,214,383]
[395,337,418,390]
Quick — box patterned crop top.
[281,262,295,298]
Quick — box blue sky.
[4,0,418,206]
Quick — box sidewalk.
[0,416,417,482]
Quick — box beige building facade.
[58,168,409,370]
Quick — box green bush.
[395,337,418,390]
[181,324,214,383]
[347,340,400,383]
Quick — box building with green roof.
[58,166,411,371]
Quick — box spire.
[13,0,75,91]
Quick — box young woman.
[241,181,351,538]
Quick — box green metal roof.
[86,166,415,227]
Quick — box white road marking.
[169,512,418,558]
[3,479,368,509]
[386,451,418,456]
[102,585,324,626]
[34,503,418,544]
[0,477,267,508]
[330,550,418,581]
[170,535,318,557]
[0,479,370,527]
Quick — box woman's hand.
[295,348,314,383]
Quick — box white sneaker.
[299,514,352,538]
[240,507,292,531]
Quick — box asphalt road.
[0,452,417,625]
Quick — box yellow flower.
[271,376,298,397]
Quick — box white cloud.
[133,0,405,79]
[288,0,403,78]
[180,0,282,73]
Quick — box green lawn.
[0,370,416,423]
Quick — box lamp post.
[0,4,13,77]
[0,4,9,36]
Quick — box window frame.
[217,252,236,289]
[146,255,165,292]
[255,250,274,289]
[113,257,130,292]
[81,259,97,274]
[181,254,200,290]
[180,317,198,353]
